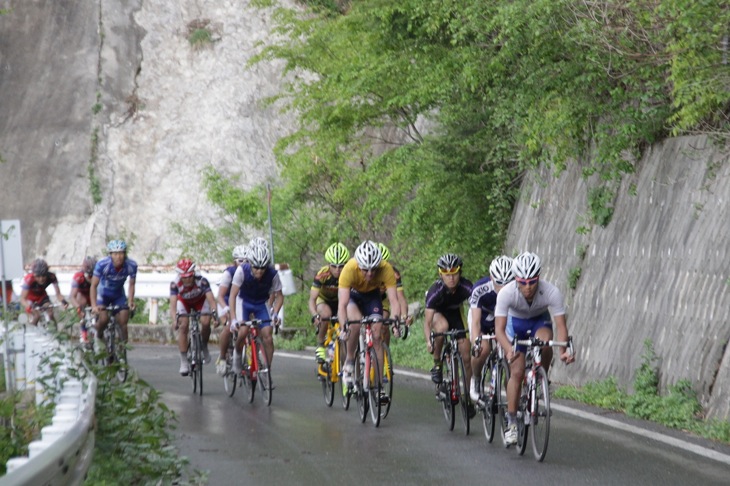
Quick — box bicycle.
[472,333,510,444]
[507,333,574,461]
[177,310,216,396]
[380,318,409,420]
[222,327,238,397]
[430,329,470,435]
[95,304,129,383]
[80,306,97,351]
[314,316,346,408]
[345,316,400,427]
[235,318,273,406]
[31,301,63,330]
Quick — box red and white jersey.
[21,272,58,303]
[169,275,212,307]
[71,271,92,297]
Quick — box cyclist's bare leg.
[177,316,190,353]
[218,326,231,360]
[470,340,491,387]
[382,310,391,347]
[344,302,363,364]
[507,353,526,415]
[536,326,554,375]
[316,302,333,347]
[372,320,384,385]
[234,326,248,354]
[96,310,109,337]
[200,316,212,347]
[116,308,130,342]
[261,325,274,366]
[458,337,473,389]
[431,313,449,363]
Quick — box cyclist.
[69,256,97,343]
[337,240,403,404]
[423,253,476,416]
[468,255,514,402]
[215,244,248,375]
[309,242,349,363]
[20,258,67,326]
[229,244,284,376]
[494,251,575,446]
[90,239,137,349]
[377,242,411,346]
[170,258,219,376]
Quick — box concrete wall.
[506,136,730,420]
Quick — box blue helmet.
[107,239,127,253]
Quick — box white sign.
[0,219,24,280]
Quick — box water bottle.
[327,342,335,362]
[489,369,496,395]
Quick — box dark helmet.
[437,253,462,272]
[31,258,49,276]
[82,256,97,276]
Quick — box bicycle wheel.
[323,359,335,407]
[440,349,455,431]
[380,342,393,420]
[456,353,470,435]
[531,366,551,461]
[338,340,350,410]
[367,347,381,427]
[189,334,198,394]
[242,344,255,403]
[113,325,128,383]
[498,359,512,448]
[256,339,272,406]
[356,349,368,423]
[223,342,237,397]
[195,334,204,396]
[516,381,529,455]
[481,356,496,444]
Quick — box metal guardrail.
[0,324,97,485]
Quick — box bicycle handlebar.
[512,335,574,356]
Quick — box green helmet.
[377,242,391,262]
[325,242,350,265]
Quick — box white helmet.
[354,240,382,270]
[512,252,541,279]
[249,237,268,250]
[489,255,514,285]
[232,245,248,260]
[248,244,270,268]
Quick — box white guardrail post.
[0,324,97,485]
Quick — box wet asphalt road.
[128,344,730,485]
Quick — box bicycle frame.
[430,328,469,434]
[237,318,273,406]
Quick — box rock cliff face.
[0,0,297,264]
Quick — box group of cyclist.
[18,235,574,445]
[306,241,575,445]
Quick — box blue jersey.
[232,263,280,305]
[93,256,138,299]
[469,276,498,330]
[219,266,237,305]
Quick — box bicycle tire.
[380,342,393,420]
[189,332,199,394]
[223,342,237,397]
[482,356,496,444]
[195,333,204,396]
[257,339,272,406]
[356,347,368,423]
[243,344,255,403]
[498,358,512,448]
[516,379,529,455]
[367,347,381,427]
[456,352,470,435]
[531,366,551,461]
[323,359,335,407]
[338,339,350,410]
[113,324,128,383]
[440,348,456,431]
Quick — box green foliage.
[89,128,102,205]
[0,395,54,474]
[567,266,582,290]
[587,185,615,227]
[554,377,628,411]
[389,315,433,371]
[129,298,148,324]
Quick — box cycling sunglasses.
[438,266,461,275]
[515,277,539,286]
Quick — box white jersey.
[494,280,565,319]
